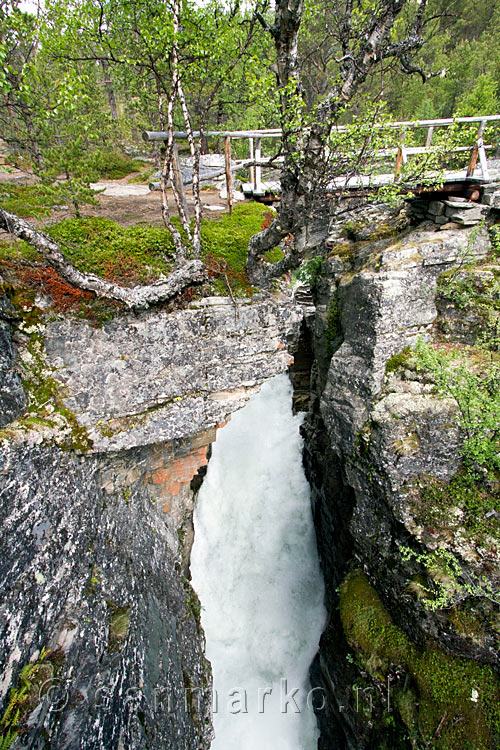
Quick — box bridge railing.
[143,114,500,204]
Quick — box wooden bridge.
[144,114,500,207]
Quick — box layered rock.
[42,296,300,452]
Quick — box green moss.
[413,471,500,542]
[0,182,73,219]
[328,240,356,259]
[0,305,91,450]
[342,220,365,240]
[325,297,341,355]
[263,246,285,263]
[201,202,270,296]
[106,601,131,652]
[340,570,500,749]
[184,581,203,634]
[366,223,399,241]
[47,217,175,284]
[0,238,40,263]
[385,346,412,374]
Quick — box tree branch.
[0,209,207,310]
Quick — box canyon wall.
[0,294,301,748]
[297,201,500,750]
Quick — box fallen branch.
[0,208,207,310]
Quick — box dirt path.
[1,169,232,227]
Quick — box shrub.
[413,339,500,472]
[89,151,147,179]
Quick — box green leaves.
[414,339,500,473]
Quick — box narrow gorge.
[1,190,500,750]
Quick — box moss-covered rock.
[340,570,500,750]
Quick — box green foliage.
[89,151,147,180]
[0,182,84,220]
[47,217,175,284]
[413,339,500,472]
[400,545,499,610]
[340,569,500,749]
[292,256,323,290]
[489,225,500,256]
[0,647,51,750]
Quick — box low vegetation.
[341,569,500,750]
[0,202,271,314]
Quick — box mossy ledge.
[340,569,500,749]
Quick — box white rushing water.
[190,374,326,750]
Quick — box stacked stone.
[407,196,487,227]
[482,182,500,207]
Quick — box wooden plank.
[425,126,434,148]
[254,137,262,192]
[224,135,233,215]
[248,137,255,189]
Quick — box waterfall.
[190,374,326,750]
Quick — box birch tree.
[246,0,437,285]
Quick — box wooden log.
[224,135,233,215]
[465,188,481,201]
[394,130,405,181]
[0,209,207,310]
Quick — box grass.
[0,182,73,219]
[90,151,148,180]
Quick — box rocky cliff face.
[0,293,301,749]
[298,202,500,749]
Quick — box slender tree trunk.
[100,59,118,120]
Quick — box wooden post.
[255,137,262,193]
[224,135,233,215]
[172,143,189,221]
[466,119,487,178]
[248,137,255,189]
[394,130,407,181]
[425,125,434,148]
